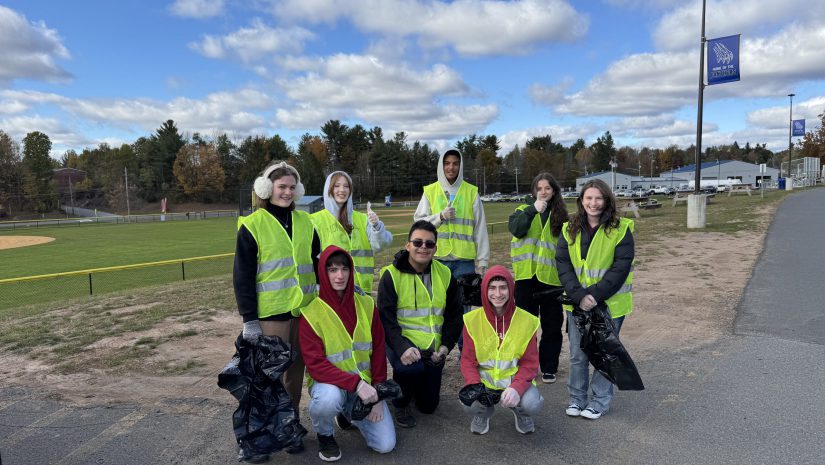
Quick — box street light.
[787,93,795,182]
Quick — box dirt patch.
[0,236,55,250]
[0,204,777,408]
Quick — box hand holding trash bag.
[351,380,402,421]
[458,383,502,407]
[356,380,379,404]
[242,320,262,344]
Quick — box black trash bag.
[217,334,308,457]
[533,287,565,304]
[350,380,403,421]
[571,304,645,391]
[456,273,483,307]
[458,383,502,407]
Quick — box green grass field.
[0,190,797,312]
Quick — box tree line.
[2,111,824,215]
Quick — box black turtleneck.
[233,202,321,322]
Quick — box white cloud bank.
[0,6,71,85]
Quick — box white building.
[660,160,779,188]
[575,171,634,192]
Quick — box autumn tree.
[22,131,56,212]
[173,142,226,200]
[0,130,23,214]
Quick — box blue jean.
[566,314,625,413]
[308,383,396,454]
[437,258,476,279]
[461,384,544,419]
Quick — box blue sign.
[792,119,806,137]
[707,34,740,85]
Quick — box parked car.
[614,190,634,198]
[652,186,675,195]
[632,188,654,197]
[561,191,579,199]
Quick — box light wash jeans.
[308,383,396,454]
[461,384,544,419]
[567,315,625,413]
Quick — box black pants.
[514,277,565,375]
[386,345,444,414]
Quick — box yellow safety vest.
[381,260,451,350]
[423,181,478,260]
[463,306,539,390]
[237,208,317,318]
[311,209,375,292]
[301,292,375,388]
[561,218,634,318]
[510,204,561,285]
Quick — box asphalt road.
[2,187,824,464]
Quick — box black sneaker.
[317,434,341,462]
[285,439,304,455]
[541,373,557,384]
[334,413,352,430]
[394,405,416,428]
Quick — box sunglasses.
[409,239,436,249]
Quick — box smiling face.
[535,179,554,202]
[443,154,461,184]
[405,228,437,271]
[330,174,351,207]
[271,174,297,208]
[581,187,605,222]
[487,278,509,315]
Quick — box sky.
[1,0,824,160]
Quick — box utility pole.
[787,93,795,183]
[513,167,519,194]
[124,167,131,218]
[694,0,707,195]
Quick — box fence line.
[0,210,238,230]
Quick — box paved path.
[2,188,824,464]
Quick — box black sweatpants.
[386,345,444,414]
[514,277,565,375]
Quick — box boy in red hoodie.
[460,265,544,435]
[299,246,395,461]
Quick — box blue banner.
[792,119,806,137]
[707,34,740,85]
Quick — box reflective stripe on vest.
[423,181,478,260]
[238,208,317,318]
[301,293,375,388]
[381,260,451,350]
[311,209,376,292]
[510,204,561,285]
[463,307,539,390]
[561,218,634,318]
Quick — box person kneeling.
[459,266,544,435]
[299,247,396,461]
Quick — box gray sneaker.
[511,409,535,434]
[470,415,490,435]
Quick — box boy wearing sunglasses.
[377,220,463,429]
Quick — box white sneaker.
[581,408,603,420]
[565,404,583,417]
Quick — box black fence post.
[88,273,93,295]
[181,261,186,281]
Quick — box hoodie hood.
[437,149,464,195]
[322,171,354,225]
[318,245,355,312]
[480,265,516,320]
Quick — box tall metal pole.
[788,93,795,182]
[694,0,707,195]
[124,167,131,217]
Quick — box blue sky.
[2,0,824,158]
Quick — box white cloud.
[168,0,225,18]
[189,19,314,63]
[0,6,71,85]
[554,21,825,117]
[268,0,589,56]
[747,95,825,130]
[652,0,822,52]
[498,124,597,155]
[0,115,91,148]
[603,0,684,9]
[529,78,573,106]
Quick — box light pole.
[717,158,720,190]
[787,93,795,182]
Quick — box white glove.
[475,265,486,277]
[242,320,262,343]
[440,206,456,221]
[533,200,547,213]
[500,387,521,408]
[366,401,384,422]
[579,294,598,311]
[356,380,379,404]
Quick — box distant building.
[575,171,634,191]
[661,160,779,187]
[294,195,324,214]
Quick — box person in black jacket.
[377,220,463,429]
[556,178,635,421]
